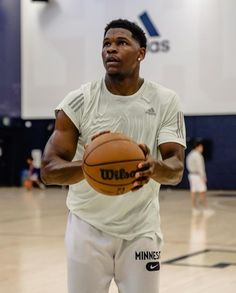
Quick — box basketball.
[23,179,32,190]
[82,132,145,195]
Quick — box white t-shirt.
[186,150,206,178]
[56,78,186,240]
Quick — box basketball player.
[186,141,213,215]
[40,19,186,293]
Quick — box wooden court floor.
[0,187,236,293]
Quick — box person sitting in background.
[23,157,45,190]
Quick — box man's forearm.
[152,156,184,185]
[40,158,84,185]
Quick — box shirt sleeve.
[158,94,186,148]
[55,88,84,131]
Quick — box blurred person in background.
[23,156,45,190]
[186,141,214,215]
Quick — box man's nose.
[107,43,117,53]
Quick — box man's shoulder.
[145,80,177,97]
[64,79,102,99]
[144,80,179,109]
[187,150,199,158]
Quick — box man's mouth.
[106,56,120,64]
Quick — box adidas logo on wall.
[138,11,170,53]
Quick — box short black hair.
[104,19,147,49]
[193,141,203,149]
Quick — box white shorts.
[188,174,207,192]
[65,212,161,293]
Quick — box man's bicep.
[44,111,79,162]
[159,142,185,162]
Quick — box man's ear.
[138,47,146,61]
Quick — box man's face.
[198,144,204,153]
[196,144,204,153]
[102,28,145,77]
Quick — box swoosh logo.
[146,261,160,271]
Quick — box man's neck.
[105,75,144,96]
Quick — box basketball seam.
[83,158,143,167]
[83,138,134,162]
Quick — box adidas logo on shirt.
[145,107,156,115]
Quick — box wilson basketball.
[82,132,145,196]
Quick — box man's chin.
[106,69,119,75]
[106,70,124,79]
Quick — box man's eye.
[103,42,110,47]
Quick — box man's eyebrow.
[104,35,130,40]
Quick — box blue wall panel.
[0,0,21,117]
[179,115,236,190]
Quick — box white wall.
[21,0,236,118]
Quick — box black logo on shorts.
[146,261,160,271]
[135,250,161,260]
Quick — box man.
[40,19,186,293]
[186,141,211,215]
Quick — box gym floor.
[0,187,236,292]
